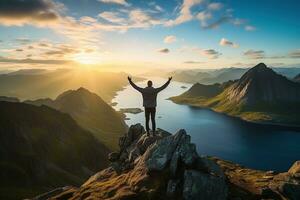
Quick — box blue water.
[113,78,300,172]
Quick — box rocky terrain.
[32,124,300,200]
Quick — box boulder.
[143,129,186,172]
[288,160,300,175]
[183,170,228,200]
[108,152,119,162]
[166,179,180,198]
[197,156,225,178]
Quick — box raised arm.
[128,76,143,92]
[156,77,172,92]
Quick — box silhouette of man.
[128,76,172,136]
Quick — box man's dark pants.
[145,107,156,134]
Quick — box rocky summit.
[31,124,300,200]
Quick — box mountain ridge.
[25,87,127,150]
[170,63,300,125]
[0,101,110,200]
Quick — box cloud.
[207,3,223,10]
[244,50,265,59]
[165,0,204,26]
[201,49,221,59]
[16,38,31,43]
[164,35,177,44]
[183,61,204,64]
[0,0,63,26]
[201,16,231,29]
[245,25,256,31]
[231,18,246,26]
[98,0,129,6]
[0,56,73,65]
[155,5,164,12]
[289,49,300,58]
[196,11,212,27]
[158,48,170,53]
[219,38,239,48]
[98,11,126,24]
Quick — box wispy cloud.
[158,48,170,53]
[244,50,265,59]
[207,2,223,10]
[219,38,239,48]
[165,0,204,26]
[245,25,256,31]
[98,0,129,6]
[164,35,177,44]
[289,49,300,58]
[201,49,221,59]
[183,61,205,64]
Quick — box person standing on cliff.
[127,76,172,136]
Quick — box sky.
[0,0,300,71]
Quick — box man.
[128,76,172,136]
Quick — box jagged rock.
[288,160,300,176]
[108,152,119,162]
[166,179,180,197]
[177,133,198,166]
[119,123,145,150]
[142,129,186,172]
[268,162,300,200]
[170,150,180,177]
[183,170,228,200]
[197,156,225,178]
[34,124,300,200]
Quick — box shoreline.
[169,98,300,131]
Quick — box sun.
[72,53,101,65]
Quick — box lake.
[112,78,300,172]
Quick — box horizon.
[0,0,299,72]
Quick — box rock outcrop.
[31,124,300,200]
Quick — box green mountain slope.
[0,101,110,200]
[171,63,300,125]
[25,88,127,150]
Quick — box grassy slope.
[0,101,110,199]
[170,88,300,126]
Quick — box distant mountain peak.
[227,63,300,105]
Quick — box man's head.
[147,80,153,87]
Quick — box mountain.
[171,63,300,125]
[197,68,246,84]
[0,101,110,200]
[294,73,300,82]
[226,63,300,105]
[25,88,127,150]
[0,96,19,102]
[179,83,223,98]
[7,69,49,76]
[0,69,135,102]
[31,124,300,200]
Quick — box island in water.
[120,107,144,114]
